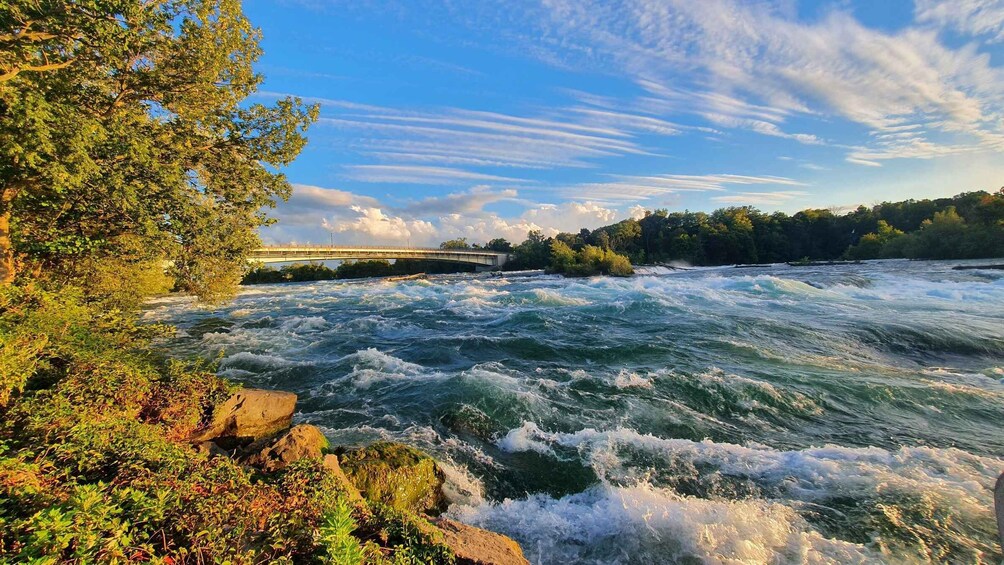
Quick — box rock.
[338,441,446,515]
[193,440,228,458]
[243,424,327,472]
[323,454,363,502]
[432,518,529,565]
[191,388,297,447]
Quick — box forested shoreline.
[244,190,1004,285]
[512,190,1004,268]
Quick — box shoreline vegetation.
[0,286,527,564]
[243,190,1004,286]
[0,1,526,562]
[1,1,1002,562]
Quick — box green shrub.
[0,286,459,563]
[548,244,634,277]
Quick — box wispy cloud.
[531,0,1004,160]
[711,191,808,205]
[296,97,668,172]
[342,165,530,184]
[561,173,806,201]
[398,185,518,215]
[916,0,1004,43]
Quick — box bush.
[548,244,634,277]
[0,286,455,563]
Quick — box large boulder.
[191,389,296,447]
[432,518,529,565]
[243,424,327,472]
[338,441,446,515]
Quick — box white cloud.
[325,206,437,243]
[264,183,631,245]
[342,165,530,185]
[710,191,808,205]
[400,185,518,215]
[307,99,664,172]
[523,201,620,231]
[261,184,382,244]
[532,0,1004,161]
[916,0,1004,43]
[562,173,806,201]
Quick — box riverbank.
[0,285,526,563]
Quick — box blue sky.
[252,0,1004,245]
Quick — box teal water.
[147,259,1004,564]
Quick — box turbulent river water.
[146,259,1004,564]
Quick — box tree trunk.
[0,189,15,284]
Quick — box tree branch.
[0,60,74,82]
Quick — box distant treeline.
[242,259,474,284]
[485,189,1004,268]
[247,190,1004,284]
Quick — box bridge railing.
[253,245,507,255]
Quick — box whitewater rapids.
[146,259,1004,564]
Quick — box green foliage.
[507,230,552,270]
[317,500,366,565]
[524,190,1004,267]
[339,442,446,516]
[0,286,457,563]
[484,238,513,252]
[845,220,905,260]
[334,260,395,280]
[1,0,318,302]
[547,243,634,277]
[359,504,455,565]
[439,238,471,250]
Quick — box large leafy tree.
[0,0,318,301]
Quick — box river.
[145,259,1004,564]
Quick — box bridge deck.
[250,245,511,268]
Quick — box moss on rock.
[339,441,447,515]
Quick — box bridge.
[250,245,512,269]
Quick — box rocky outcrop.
[338,441,447,515]
[432,518,530,565]
[191,389,296,447]
[242,424,327,472]
[192,388,527,562]
[323,454,363,502]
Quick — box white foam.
[219,351,297,370]
[279,315,329,332]
[613,369,654,389]
[450,484,878,564]
[339,348,440,389]
[489,423,1002,563]
[523,288,591,307]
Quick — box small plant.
[317,500,365,565]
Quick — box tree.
[485,238,513,252]
[549,239,575,272]
[845,220,904,260]
[0,0,318,302]
[439,237,471,250]
[508,230,552,270]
